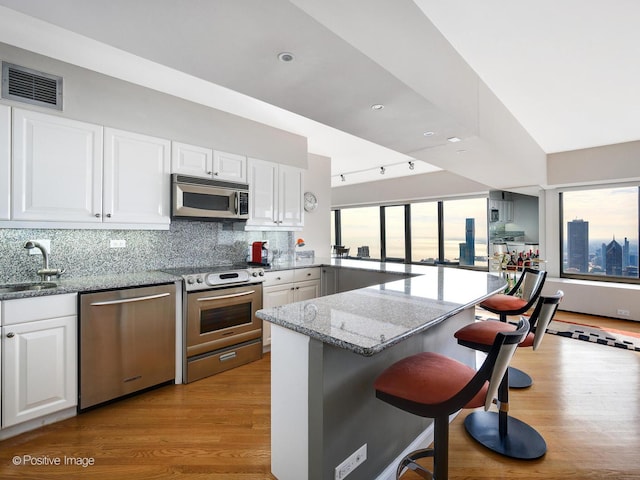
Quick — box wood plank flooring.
[0,311,639,479]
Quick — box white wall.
[299,153,332,258]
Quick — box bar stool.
[374,318,530,480]
[453,291,564,460]
[479,267,547,388]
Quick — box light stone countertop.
[0,271,181,301]
[257,264,506,356]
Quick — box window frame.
[559,183,640,285]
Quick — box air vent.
[1,62,63,110]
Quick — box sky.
[562,186,638,247]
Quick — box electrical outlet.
[109,239,127,248]
[335,444,367,480]
[617,309,631,317]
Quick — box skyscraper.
[567,219,589,273]
[606,238,622,276]
[459,218,475,266]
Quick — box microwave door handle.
[234,191,239,215]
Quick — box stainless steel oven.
[161,265,265,383]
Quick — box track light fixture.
[408,161,415,170]
[380,166,386,175]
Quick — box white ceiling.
[0,0,638,190]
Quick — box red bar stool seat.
[375,318,530,480]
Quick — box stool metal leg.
[464,369,546,459]
[396,415,449,480]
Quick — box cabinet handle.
[94,213,101,218]
[90,292,171,306]
[213,172,219,176]
[106,213,112,218]
[207,171,213,175]
[6,332,15,338]
[219,351,237,362]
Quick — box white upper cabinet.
[278,164,304,228]
[0,105,10,220]
[247,157,278,226]
[12,108,103,223]
[246,158,303,230]
[171,141,213,178]
[9,109,170,228]
[213,150,247,183]
[104,128,171,225]
[171,143,247,183]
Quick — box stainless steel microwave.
[171,174,250,221]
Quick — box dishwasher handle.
[89,292,171,306]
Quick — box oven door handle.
[197,290,256,302]
[89,292,171,306]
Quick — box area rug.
[546,319,640,352]
[475,315,640,352]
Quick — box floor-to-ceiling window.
[442,197,488,267]
[382,205,406,261]
[333,196,488,268]
[339,206,381,260]
[410,201,439,263]
[561,185,639,282]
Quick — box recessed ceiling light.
[371,104,384,111]
[277,52,295,62]
[423,131,435,137]
[447,136,461,143]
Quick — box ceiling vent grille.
[1,62,63,110]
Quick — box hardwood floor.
[0,311,639,479]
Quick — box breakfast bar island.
[257,264,506,480]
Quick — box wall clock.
[304,191,318,212]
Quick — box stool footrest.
[397,448,434,479]
[464,411,546,459]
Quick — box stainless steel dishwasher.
[79,284,176,410]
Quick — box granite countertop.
[0,271,181,301]
[257,265,506,356]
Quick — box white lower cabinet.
[1,294,77,428]
[262,268,320,348]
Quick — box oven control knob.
[186,277,195,284]
[252,271,258,277]
[196,277,204,283]
[258,270,264,276]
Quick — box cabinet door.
[213,150,246,183]
[293,279,320,302]
[103,128,171,225]
[171,141,213,178]
[2,316,77,427]
[262,284,295,348]
[0,104,9,220]
[279,165,304,227]
[12,108,103,222]
[247,157,278,226]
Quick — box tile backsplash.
[0,221,294,283]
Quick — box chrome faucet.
[23,241,65,282]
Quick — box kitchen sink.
[0,282,58,294]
